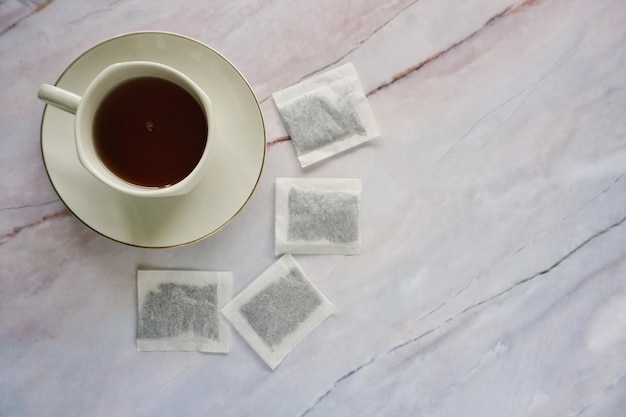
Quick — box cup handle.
[38,84,81,115]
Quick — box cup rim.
[75,60,214,198]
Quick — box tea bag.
[273,63,379,167]
[221,254,336,369]
[137,270,232,353]
[275,177,361,255]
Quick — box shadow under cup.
[76,61,214,198]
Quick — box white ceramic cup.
[38,61,214,198]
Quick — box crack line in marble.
[513,173,625,257]
[437,87,533,161]
[65,5,112,26]
[267,26,580,151]
[0,198,60,212]
[444,212,626,325]
[366,0,546,98]
[297,210,626,415]
[415,273,481,323]
[298,357,376,417]
[366,8,510,97]
[0,209,69,244]
[438,39,582,161]
[267,0,544,147]
[258,0,422,105]
[566,373,626,417]
[0,0,54,36]
[297,0,422,84]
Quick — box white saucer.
[40,32,266,248]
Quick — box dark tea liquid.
[93,77,208,188]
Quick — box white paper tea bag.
[137,270,232,353]
[273,63,379,167]
[275,177,361,255]
[221,254,336,369]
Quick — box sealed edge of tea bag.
[137,270,232,353]
[272,63,379,167]
[221,254,336,370]
[275,177,362,255]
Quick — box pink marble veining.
[2,0,626,416]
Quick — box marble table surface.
[2,0,626,415]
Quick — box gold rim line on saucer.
[39,31,267,248]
